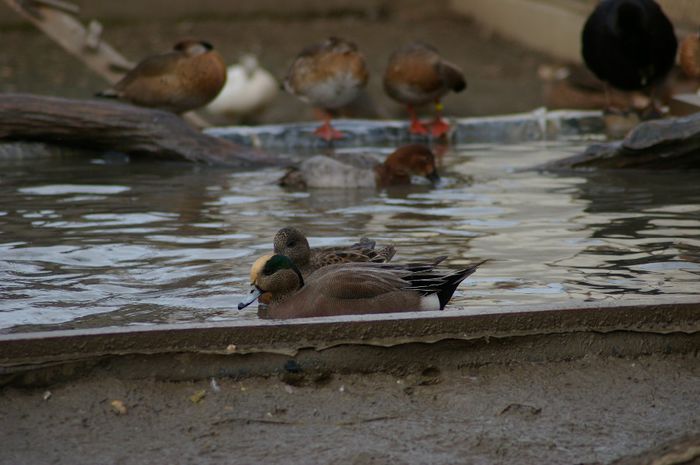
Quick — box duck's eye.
[288,241,296,247]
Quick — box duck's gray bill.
[238,287,262,310]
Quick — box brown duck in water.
[279,144,440,189]
[273,227,395,277]
[238,254,482,319]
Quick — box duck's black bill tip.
[237,287,262,310]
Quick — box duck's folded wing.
[315,268,409,300]
[314,245,395,267]
[114,53,180,91]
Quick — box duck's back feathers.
[311,244,396,269]
[384,42,466,105]
[280,154,379,189]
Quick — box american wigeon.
[273,227,395,277]
[284,37,369,141]
[97,39,227,114]
[383,42,466,137]
[237,254,482,319]
[279,144,440,189]
[581,0,677,111]
[680,31,700,79]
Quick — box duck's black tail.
[434,261,483,309]
[407,260,486,309]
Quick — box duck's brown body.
[265,264,433,319]
[98,40,227,114]
[384,42,466,136]
[284,37,369,140]
[680,33,700,79]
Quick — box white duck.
[205,54,278,123]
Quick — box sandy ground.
[0,0,550,124]
[1,353,698,465]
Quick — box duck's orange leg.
[430,101,450,138]
[407,105,429,135]
[313,111,344,141]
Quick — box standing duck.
[279,144,440,189]
[237,254,482,319]
[273,227,395,277]
[283,37,369,141]
[97,39,227,114]
[383,42,466,137]
[580,0,677,112]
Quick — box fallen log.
[539,112,700,170]
[0,93,284,167]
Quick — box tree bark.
[0,93,284,167]
[539,112,700,170]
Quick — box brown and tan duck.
[273,227,395,277]
[279,144,440,189]
[384,42,466,137]
[283,37,369,141]
[97,39,227,114]
[237,254,482,319]
[680,31,700,79]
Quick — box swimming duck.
[383,42,466,137]
[680,31,700,80]
[237,254,482,319]
[279,144,440,189]
[97,39,227,114]
[283,37,369,141]
[580,0,677,111]
[205,54,279,123]
[273,227,395,277]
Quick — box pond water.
[1,141,699,333]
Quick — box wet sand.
[1,353,698,464]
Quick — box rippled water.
[1,142,699,333]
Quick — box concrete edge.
[1,297,698,369]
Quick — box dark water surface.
[1,142,699,333]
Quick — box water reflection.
[1,142,698,333]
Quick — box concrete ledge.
[206,110,604,149]
[1,297,698,386]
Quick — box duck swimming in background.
[581,0,677,113]
[284,37,369,141]
[97,39,227,114]
[384,42,466,137]
[237,254,482,319]
[273,227,395,277]
[205,54,279,123]
[279,144,440,189]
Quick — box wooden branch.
[4,0,133,82]
[539,112,700,170]
[0,93,284,167]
